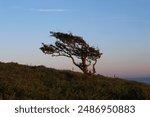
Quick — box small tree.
[40,31,102,75]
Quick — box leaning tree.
[40,31,102,75]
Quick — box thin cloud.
[33,8,67,12]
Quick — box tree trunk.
[82,57,88,74]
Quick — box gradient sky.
[0,0,150,78]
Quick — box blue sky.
[0,0,150,78]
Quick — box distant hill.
[0,62,150,100]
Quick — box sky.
[0,0,150,78]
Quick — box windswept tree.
[40,31,102,75]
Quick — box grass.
[0,61,150,100]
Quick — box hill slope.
[0,62,150,100]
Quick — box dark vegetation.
[40,32,102,75]
[0,62,150,100]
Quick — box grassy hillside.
[0,62,150,100]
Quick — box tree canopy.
[40,31,102,75]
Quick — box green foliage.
[0,62,150,100]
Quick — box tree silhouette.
[40,31,102,75]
